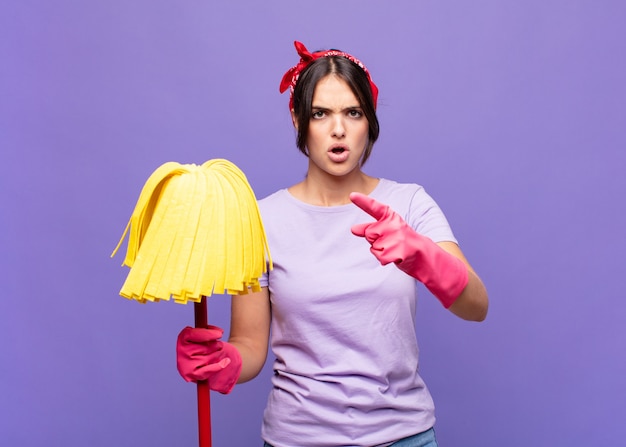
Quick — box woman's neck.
[288,168,379,207]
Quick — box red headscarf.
[279,41,379,111]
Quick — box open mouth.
[331,146,346,154]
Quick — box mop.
[111,158,272,447]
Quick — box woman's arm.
[437,241,489,322]
[228,287,272,383]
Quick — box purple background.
[2,1,625,445]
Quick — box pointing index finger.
[349,192,388,221]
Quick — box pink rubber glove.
[176,325,242,394]
[350,192,469,308]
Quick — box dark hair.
[291,55,380,166]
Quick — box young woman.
[177,41,489,447]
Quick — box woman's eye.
[312,110,325,119]
[348,109,363,118]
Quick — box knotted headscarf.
[279,41,379,111]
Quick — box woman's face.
[295,74,369,179]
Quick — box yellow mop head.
[111,159,272,304]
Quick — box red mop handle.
[194,297,212,447]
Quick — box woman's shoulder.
[373,178,445,220]
[373,178,427,201]
[257,188,311,217]
[258,188,289,206]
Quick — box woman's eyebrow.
[311,105,361,111]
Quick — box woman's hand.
[350,192,488,321]
[176,325,242,394]
[350,192,469,309]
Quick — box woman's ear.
[290,109,298,130]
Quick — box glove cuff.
[424,255,469,308]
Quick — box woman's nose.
[331,117,346,138]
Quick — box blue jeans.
[263,427,438,447]
[390,428,438,447]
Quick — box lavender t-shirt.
[258,179,457,447]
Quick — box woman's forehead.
[312,75,360,107]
